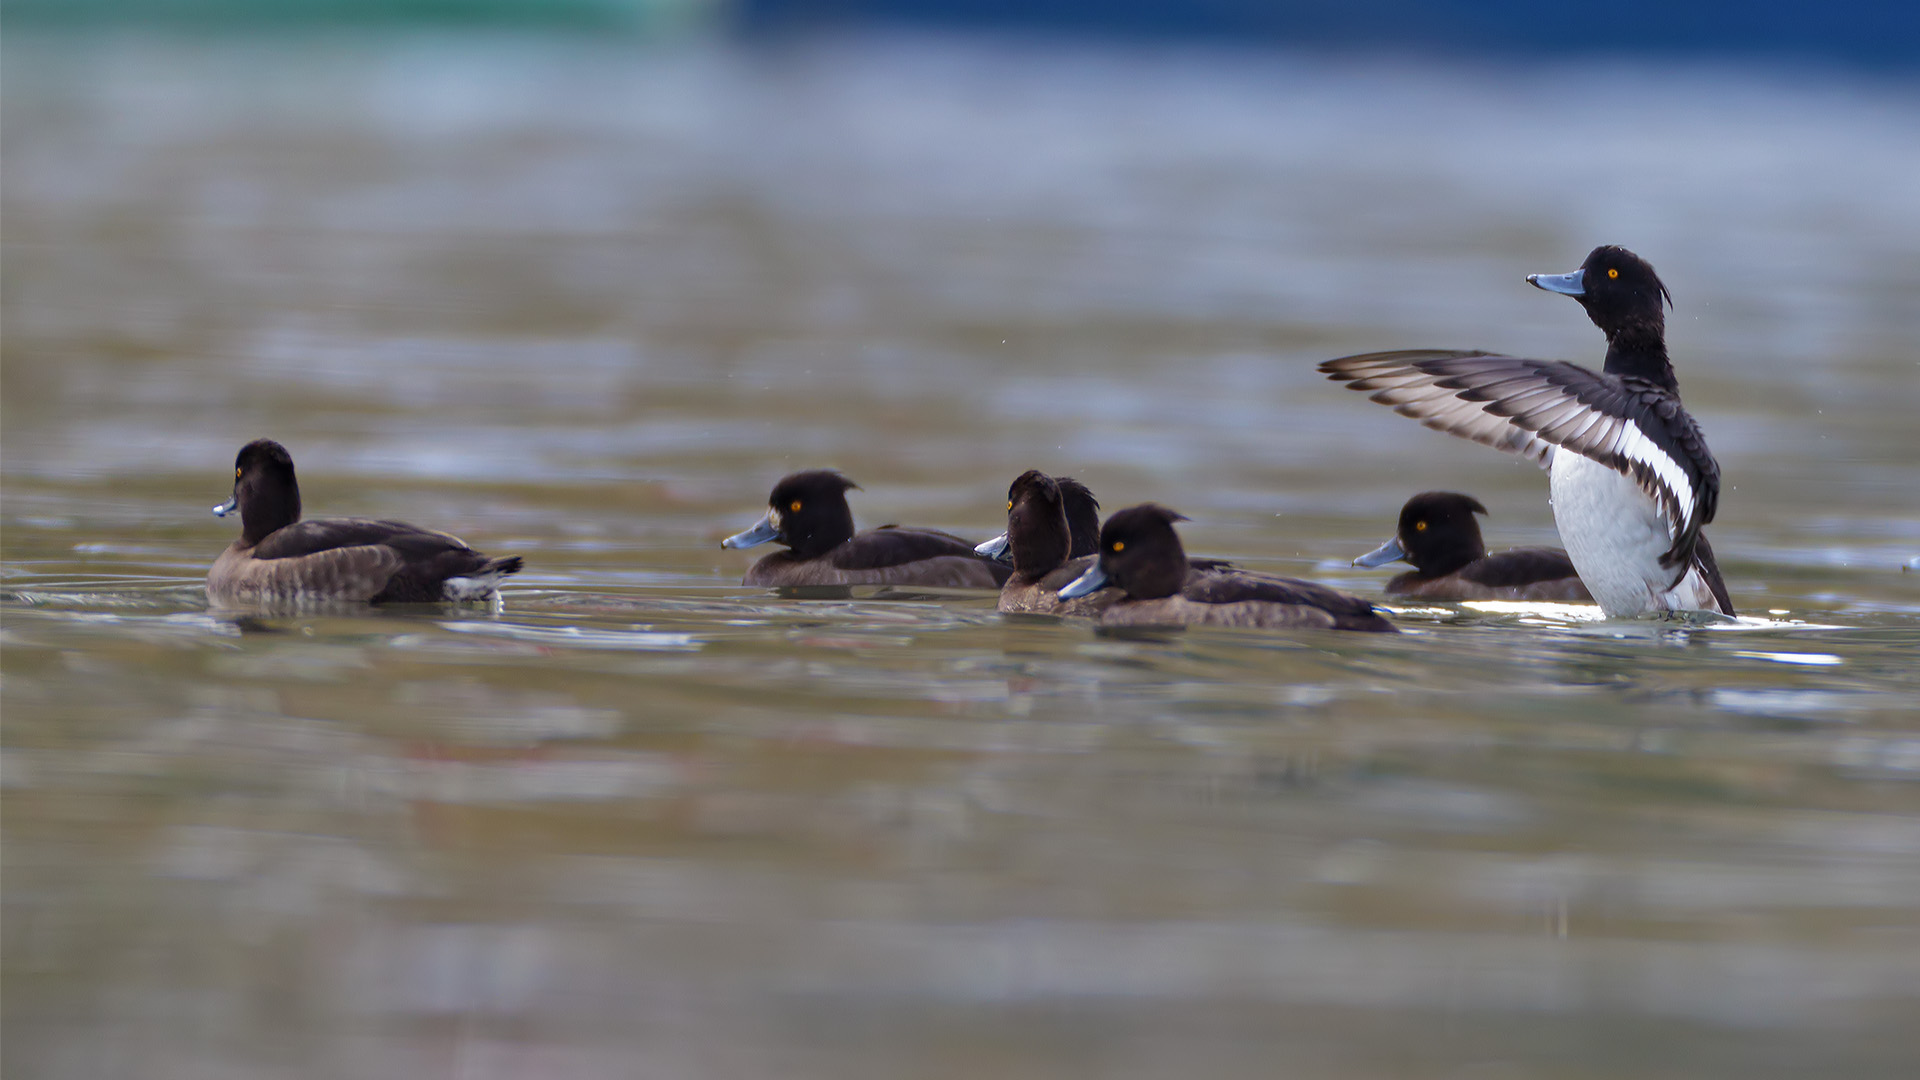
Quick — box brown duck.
[721,470,1011,589]
[208,439,523,605]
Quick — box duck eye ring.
[1415,521,1428,531]
[1007,500,1013,511]
[1111,541,1125,552]
[235,468,243,479]
[1607,268,1619,279]
[789,500,803,512]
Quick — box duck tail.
[440,554,524,602]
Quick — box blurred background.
[5,2,1920,1078]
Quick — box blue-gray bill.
[1056,563,1109,600]
[974,533,1012,563]
[721,514,780,550]
[212,496,237,518]
[1352,535,1409,568]
[1527,268,1586,296]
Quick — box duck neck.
[786,504,856,560]
[241,485,300,546]
[1412,529,1485,578]
[1601,322,1678,391]
[1122,547,1190,601]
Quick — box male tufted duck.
[722,470,1012,588]
[1354,491,1592,602]
[1320,245,1734,617]
[1058,504,1396,632]
[207,439,523,605]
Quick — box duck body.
[1321,245,1733,618]
[1548,450,1723,612]
[1354,491,1592,603]
[739,528,1011,588]
[724,470,1010,589]
[999,555,1108,614]
[207,440,522,606]
[210,519,523,604]
[1059,503,1396,633]
[1383,551,1588,603]
[1100,569,1398,631]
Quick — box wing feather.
[1321,349,1719,568]
[252,518,473,561]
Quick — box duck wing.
[1183,571,1383,620]
[1320,349,1719,571]
[1458,547,1582,590]
[250,518,476,561]
[833,528,1013,583]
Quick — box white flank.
[1612,422,1694,538]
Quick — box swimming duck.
[1058,504,1397,632]
[722,469,1012,588]
[974,470,1111,614]
[1320,245,1734,617]
[977,471,1238,614]
[1354,491,1593,602]
[207,439,523,605]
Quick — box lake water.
[4,31,1920,1077]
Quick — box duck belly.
[1548,450,1688,617]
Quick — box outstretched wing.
[1320,350,1719,569]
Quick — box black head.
[217,438,302,544]
[1577,245,1670,330]
[1055,476,1102,559]
[1529,245,1675,382]
[1395,491,1489,576]
[1094,503,1192,600]
[1005,470,1071,575]
[758,469,861,558]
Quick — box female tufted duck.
[1058,504,1396,632]
[974,470,1112,615]
[207,439,523,605]
[722,470,1012,589]
[1320,245,1734,617]
[1353,491,1592,602]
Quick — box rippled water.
[5,32,1920,1077]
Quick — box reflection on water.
[5,31,1920,1079]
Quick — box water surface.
[5,33,1920,1077]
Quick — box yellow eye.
[1607,268,1619,279]
[235,468,242,479]
[1111,541,1125,552]
[789,500,803,512]
[1007,500,1013,511]
[1415,521,1428,532]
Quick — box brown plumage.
[723,470,1010,589]
[207,440,522,606]
[1386,570,1591,603]
[1000,555,1113,614]
[743,551,1009,588]
[1061,504,1397,633]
